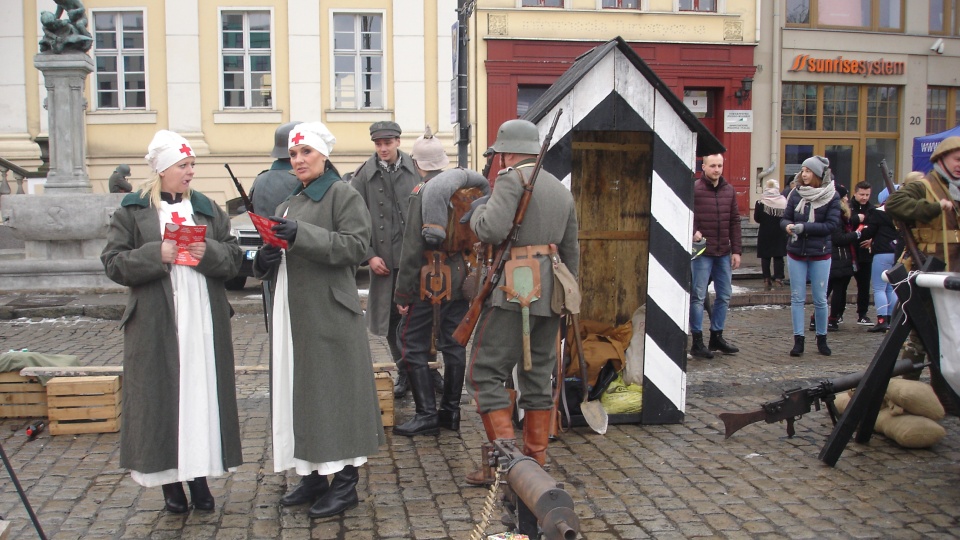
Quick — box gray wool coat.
[255,171,386,463]
[101,190,243,474]
[349,151,419,335]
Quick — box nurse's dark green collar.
[294,169,340,202]
[120,190,217,217]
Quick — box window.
[679,0,716,11]
[221,11,272,109]
[521,0,563,6]
[517,85,550,117]
[782,84,899,133]
[926,87,960,134]
[785,0,903,32]
[92,11,146,110]
[602,0,639,7]
[930,0,960,34]
[333,13,384,110]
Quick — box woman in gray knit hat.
[781,155,841,357]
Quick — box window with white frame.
[221,10,272,109]
[679,0,717,11]
[333,13,384,110]
[602,0,639,7]
[92,11,146,110]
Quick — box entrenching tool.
[572,314,608,435]
[500,257,541,371]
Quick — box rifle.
[718,358,924,439]
[224,164,254,213]
[224,163,271,331]
[879,159,925,266]
[452,109,563,346]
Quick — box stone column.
[32,52,93,193]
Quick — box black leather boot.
[393,370,410,398]
[430,368,444,396]
[438,361,465,431]
[186,477,215,511]
[690,332,714,359]
[280,471,330,506]
[816,334,832,356]
[392,367,439,436]
[790,335,805,357]
[161,482,188,514]
[709,330,739,354]
[868,316,889,333]
[308,466,359,519]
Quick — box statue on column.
[38,0,93,54]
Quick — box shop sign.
[788,54,905,77]
[724,110,753,132]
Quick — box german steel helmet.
[930,136,960,163]
[115,164,130,176]
[491,119,541,155]
[271,121,302,158]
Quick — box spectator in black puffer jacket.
[859,201,901,333]
[781,155,841,357]
[825,185,861,331]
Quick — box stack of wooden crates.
[46,376,122,435]
[374,371,394,428]
[0,372,48,419]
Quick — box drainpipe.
[770,0,782,185]
[456,0,471,168]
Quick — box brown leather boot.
[521,409,552,467]
[465,407,515,486]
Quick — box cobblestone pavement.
[2,302,960,539]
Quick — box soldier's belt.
[507,244,552,260]
[916,228,960,244]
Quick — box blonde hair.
[136,172,192,208]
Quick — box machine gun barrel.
[493,439,579,540]
[719,359,924,439]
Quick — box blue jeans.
[871,253,897,317]
[787,256,831,336]
[690,254,732,333]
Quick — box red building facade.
[485,40,756,215]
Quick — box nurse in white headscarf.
[253,122,385,519]
[101,130,243,513]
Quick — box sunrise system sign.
[788,54,905,77]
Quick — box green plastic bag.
[600,373,643,414]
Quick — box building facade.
[1,0,458,204]
[752,0,960,205]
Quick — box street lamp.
[735,76,753,106]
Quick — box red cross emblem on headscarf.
[291,132,305,145]
[178,144,192,157]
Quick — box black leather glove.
[459,195,490,224]
[256,244,282,271]
[269,216,298,243]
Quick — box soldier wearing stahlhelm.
[463,119,580,485]
[391,126,489,437]
[250,121,302,217]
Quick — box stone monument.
[0,1,125,291]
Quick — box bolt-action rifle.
[452,109,563,346]
[879,159,925,266]
[719,358,924,439]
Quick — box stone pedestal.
[0,53,121,292]
[33,53,93,193]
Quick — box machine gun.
[719,358,924,439]
[491,438,579,540]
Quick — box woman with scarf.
[101,130,243,513]
[754,178,788,288]
[781,155,841,356]
[253,121,385,519]
[824,185,861,331]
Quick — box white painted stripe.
[654,92,697,170]
[652,170,693,250]
[647,255,688,333]
[614,49,655,126]
[643,335,686,411]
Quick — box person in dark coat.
[753,178,788,288]
[859,201,900,333]
[101,130,243,514]
[849,181,876,326]
[781,155,841,357]
[108,163,132,193]
[825,185,860,331]
[250,121,302,217]
[253,121,385,519]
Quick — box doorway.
[782,139,860,194]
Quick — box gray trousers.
[467,306,560,412]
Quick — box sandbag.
[876,408,946,449]
[885,378,945,420]
[622,305,645,386]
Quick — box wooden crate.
[0,371,48,418]
[374,372,394,427]
[47,376,121,435]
